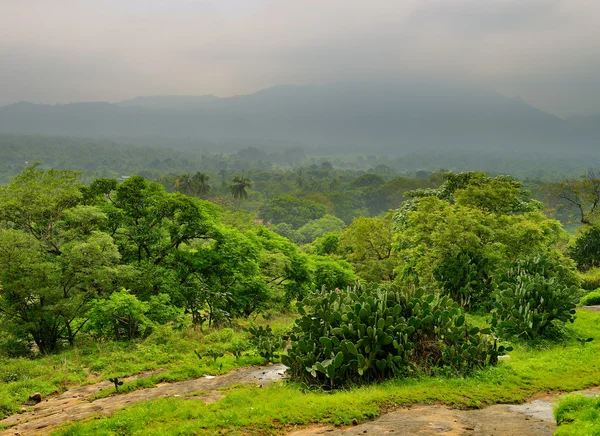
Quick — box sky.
[0,0,598,117]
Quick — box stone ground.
[0,364,286,435]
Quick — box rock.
[28,392,42,403]
[352,418,359,425]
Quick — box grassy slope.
[0,315,295,419]
[53,310,600,436]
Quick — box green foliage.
[394,172,569,297]
[433,250,492,309]
[491,274,578,340]
[338,214,397,282]
[283,285,495,389]
[259,195,327,229]
[554,394,600,436]
[580,289,600,306]
[311,232,341,256]
[570,226,600,271]
[244,323,285,363]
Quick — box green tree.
[545,169,600,226]
[297,214,345,244]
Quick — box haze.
[1,0,599,117]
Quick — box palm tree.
[192,172,211,198]
[175,173,194,195]
[229,176,252,203]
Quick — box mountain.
[117,95,219,110]
[0,81,596,154]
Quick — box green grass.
[0,315,296,419]
[555,394,600,436]
[52,310,600,435]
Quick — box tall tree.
[545,169,600,226]
[229,176,252,202]
[174,173,194,195]
[192,172,211,198]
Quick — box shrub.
[580,289,600,306]
[282,285,496,389]
[87,289,183,341]
[491,274,578,340]
[579,268,600,291]
[311,256,356,290]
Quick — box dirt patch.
[287,386,600,436]
[583,305,600,312]
[0,364,287,436]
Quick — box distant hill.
[117,95,219,110]
[0,81,597,155]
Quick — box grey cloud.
[0,0,598,116]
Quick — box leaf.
[334,351,344,368]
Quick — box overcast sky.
[1,0,598,117]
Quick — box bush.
[580,289,600,306]
[491,274,578,340]
[87,289,183,341]
[579,268,600,291]
[311,257,356,290]
[283,285,496,389]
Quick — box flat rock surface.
[0,364,287,436]
[288,386,600,436]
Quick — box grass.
[581,289,600,306]
[52,310,600,435]
[0,314,296,419]
[555,394,600,436]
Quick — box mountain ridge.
[0,82,595,155]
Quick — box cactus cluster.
[283,285,498,388]
[244,323,286,363]
[491,274,578,339]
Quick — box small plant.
[205,347,225,362]
[194,347,224,362]
[577,337,594,346]
[488,339,514,365]
[229,338,250,359]
[108,377,124,393]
